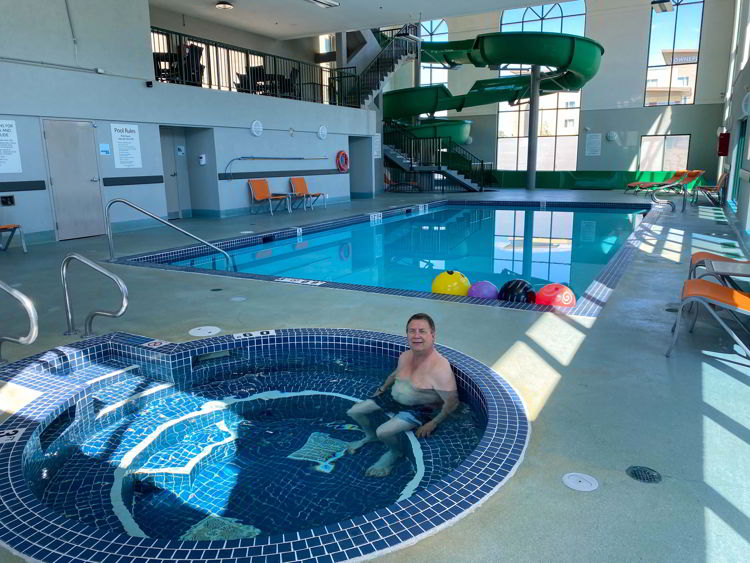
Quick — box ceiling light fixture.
[303,0,340,8]
[651,0,674,13]
[215,1,234,9]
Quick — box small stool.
[0,224,28,253]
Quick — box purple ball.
[468,280,499,299]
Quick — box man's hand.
[415,420,437,437]
[373,385,386,397]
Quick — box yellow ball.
[432,270,470,296]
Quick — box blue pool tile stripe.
[0,329,529,562]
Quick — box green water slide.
[384,31,604,126]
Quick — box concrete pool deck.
[1,189,749,562]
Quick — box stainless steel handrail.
[105,198,235,271]
[61,253,129,337]
[0,280,38,365]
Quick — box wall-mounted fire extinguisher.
[717,132,730,157]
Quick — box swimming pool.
[119,200,657,316]
[1,329,528,561]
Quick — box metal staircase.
[344,24,419,108]
[383,121,488,192]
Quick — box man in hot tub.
[346,313,459,477]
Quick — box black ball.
[498,279,535,303]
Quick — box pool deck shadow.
[2,189,750,561]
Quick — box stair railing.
[346,23,419,107]
[61,253,129,337]
[0,280,38,365]
[105,198,236,272]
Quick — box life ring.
[339,242,351,261]
[336,150,349,173]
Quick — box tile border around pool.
[0,329,529,563]
[113,200,662,318]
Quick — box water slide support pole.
[526,65,540,190]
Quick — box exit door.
[43,120,105,240]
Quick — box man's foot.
[347,436,375,454]
[365,450,401,477]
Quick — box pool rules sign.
[111,124,142,168]
[0,120,22,173]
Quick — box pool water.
[171,206,644,297]
[34,351,483,539]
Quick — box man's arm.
[374,353,406,396]
[415,359,459,437]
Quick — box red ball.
[536,283,576,307]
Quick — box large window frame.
[497,1,586,172]
[644,0,704,107]
[638,134,691,171]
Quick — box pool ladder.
[0,280,38,365]
[61,253,129,337]
[105,198,236,271]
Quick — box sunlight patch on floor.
[492,340,561,421]
[704,505,750,561]
[702,416,750,516]
[525,313,589,367]
[0,381,42,425]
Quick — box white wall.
[0,0,377,238]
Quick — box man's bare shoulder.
[430,352,457,391]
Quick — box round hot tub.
[1,329,529,562]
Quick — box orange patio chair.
[289,177,326,210]
[688,251,749,280]
[0,224,27,253]
[666,278,750,357]
[384,169,419,192]
[248,179,290,215]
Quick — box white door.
[43,120,105,240]
[160,128,182,219]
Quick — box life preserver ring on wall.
[339,242,351,261]
[336,150,349,173]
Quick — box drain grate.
[626,465,662,483]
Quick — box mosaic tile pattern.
[0,329,529,562]
[114,201,655,317]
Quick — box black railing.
[151,27,357,106]
[384,121,489,190]
[344,24,419,107]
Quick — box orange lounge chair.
[666,278,750,357]
[691,171,728,206]
[625,170,686,193]
[384,169,418,192]
[688,251,749,280]
[248,179,290,215]
[289,177,326,210]
[0,224,27,253]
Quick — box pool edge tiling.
[113,200,659,318]
[0,329,530,563]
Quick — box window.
[639,134,690,170]
[419,20,449,116]
[497,1,586,171]
[645,0,703,106]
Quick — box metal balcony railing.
[151,27,358,107]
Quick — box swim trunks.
[371,391,439,427]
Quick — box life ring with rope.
[336,150,349,173]
[339,242,351,261]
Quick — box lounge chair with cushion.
[666,278,750,357]
[691,171,728,206]
[248,179,290,215]
[289,177,326,210]
[625,170,686,193]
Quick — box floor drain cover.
[626,466,662,483]
[562,472,598,491]
[230,296,247,302]
[189,326,222,337]
[664,302,680,312]
[210,288,223,292]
